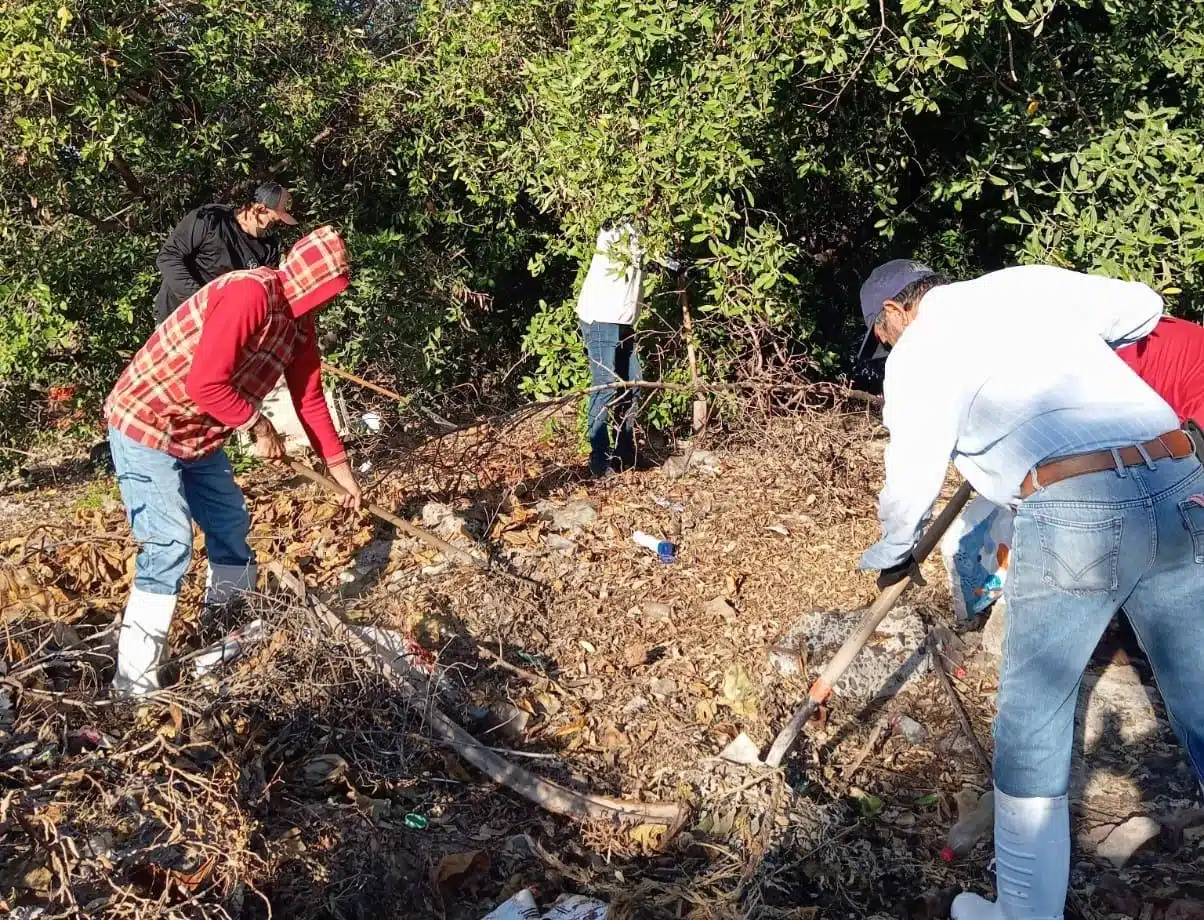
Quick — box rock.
[1095,816,1161,867]
[545,533,577,554]
[650,677,678,698]
[717,732,763,766]
[623,643,648,668]
[1071,659,1173,807]
[302,753,349,788]
[980,600,1006,659]
[480,701,530,743]
[421,502,474,542]
[538,500,598,533]
[1093,873,1141,918]
[704,597,737,623]
[895,715,928,744]
[662,444,720,479]
[643,602,673,624]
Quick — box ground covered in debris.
[2,398,1202,919]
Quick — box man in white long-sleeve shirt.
[856,260,1204,919]
[576,221,646,477]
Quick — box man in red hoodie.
[104,225,361,697]
[1116,314,1204,437]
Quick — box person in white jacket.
[576,221,646,477]
[857,259,1204,919]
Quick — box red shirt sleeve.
[284,316,347,466]
[185,279,269,430]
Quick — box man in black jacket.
[153,181,297,324]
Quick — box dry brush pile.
[2,389,1203,919]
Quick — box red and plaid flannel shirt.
[105,226,350,464]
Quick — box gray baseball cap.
[857,259,934,361]
[254,181,298,226]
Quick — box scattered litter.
[633,530,676,562]
[941,788,994,862]
[404,813,428,830]
[194,619,266,676]
[765,524,790,537]
[483,889,609,919]
[642,602,673,623]
[361,411,382,433]
[654,497,685,513]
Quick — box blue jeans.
[995,454,1204,798]
[108,427,253,596]
[580,321,640,476]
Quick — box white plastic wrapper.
[940,496,1013,622]
[483,889,608,920]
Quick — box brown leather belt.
[1019,429,1193,499]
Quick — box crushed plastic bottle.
[194,619,266,676]
[633,530,676,563]
[940,788,994,862]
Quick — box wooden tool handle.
[287,460,484,569]
[764,481,974,767]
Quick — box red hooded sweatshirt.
[1116,315,1204,425]
[105,225,350,464]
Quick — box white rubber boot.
[204,563,257,607]
[112,588,178,698]
[951,789,1069,920]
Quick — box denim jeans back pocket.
[1031,513,1123,595]
[1177,497,1204,563]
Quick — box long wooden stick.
[320,361,404,403]
[928,630,992,775]
[676,273,708,437]
[286,460,485,569]
[765,481,974,767]
[270,564,684,825]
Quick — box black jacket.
[153,204,280,323]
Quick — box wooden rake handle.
[286,460,485,570]
[765,481,974,767]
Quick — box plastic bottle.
[633,530,676,563]
[940,788,994,862]
[194,619,265,676]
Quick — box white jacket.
[576,223,645,326]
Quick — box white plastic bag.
[940,496,1014,622]
[483,889,608,920]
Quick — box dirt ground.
[1,402,1202,919]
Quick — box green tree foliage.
[2,0,1202,447]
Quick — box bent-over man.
[856,260,1204,919]
[105,225,361,697]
